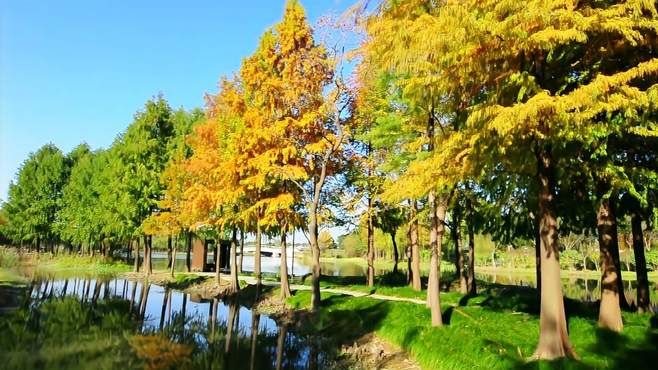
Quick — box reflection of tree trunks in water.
[280,224,291,299]
[532,146,575,359]
[210,298,218,342]
[225,300,238,354]
[181,294,187,330]
[139,283,150,328]
[410,201,421,291]
[275,325,287,370]
[159,288,169,332]
[130,281,138,314]
[596,194,624,332]
[91,281,102,306]
[309,340,319,370]
[631,212,651,313]
[83,280,91,302]
[249,311,260,370]
[61,279,69,298]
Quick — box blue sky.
[0,0,354,201]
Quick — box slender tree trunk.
[467,203,476,295]
[452,214,467,294]
[391,232,399,274]
[280,223,291,299]
[410,201,421,291]
[367,197,375,287]
[309,202,322,311]
[167,235,172,269]
[427,190,447,326]
[239,228,245,274]
[596,190,624,332]
[127,239,132,263]
[186,232,192,272]
[535,223,541,292]
[228,228,240,293]
[532,146,575,359]
[133,238,140,273]
[631,212,650,313]
[170,244,176,278]
[255,223,262,286]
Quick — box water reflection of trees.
[1,277,339,370]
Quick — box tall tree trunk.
[228,228,240,293]
[280,223,291,299]
[452,214,467,294]
[255,223,262,286]
[144,235,153,276]
[596,190,624,332]
[309,202,322,311]
[186,232,192,272]
[631,211,650,313]
[535,222,541,293]
[367,197,375,287]
[410,201,421,291]
[532,146,575,359]
[427,190,448,327]
[127,239,132,263]
[391,232,399,274]
[467,202,476,295]
[239,228,245,274]
[170,243,177,278]
[133,238,140,273]
[167,235,172,269]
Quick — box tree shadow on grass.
[477,283,599,321]
[299,294,391,345]
[585,325,658,370]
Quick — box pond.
[150,252,373,277]
[0,274,340,370]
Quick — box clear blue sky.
[0,0,353,201]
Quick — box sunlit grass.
[287,286,657,370]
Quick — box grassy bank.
[0,247,131,275]
[286,286,657,369]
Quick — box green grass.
[286,285,658,369]
[25,254,132,275]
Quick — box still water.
[0,275,340,370]
[150,252,371,277]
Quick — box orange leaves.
[130,335,192,370]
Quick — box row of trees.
[0,97,204,273]
[2,0,657,360]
